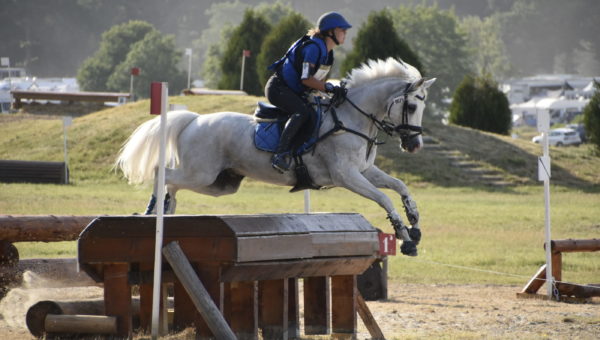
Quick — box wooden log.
[557,282,600,298]
[0,215,97,242]
[162,241,236,340]
[26,299,142,337]
[357,293,385,340]
[548,239,600,253]
[45,314,117,334]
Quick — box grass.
[1,96,599,286]
[2,181,599,286]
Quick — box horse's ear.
[410,78,425,92]
[422,78,436,90]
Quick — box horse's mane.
[344,57,422,88]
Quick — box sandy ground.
[0,274,598,339]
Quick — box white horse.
[115,58,435,256]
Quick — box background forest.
[2,0,599,80]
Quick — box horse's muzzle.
[401,135,422,153]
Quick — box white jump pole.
[150,81,168,339]
[537,110,554,298]
[304,190,311,213]
[62,116,72,184]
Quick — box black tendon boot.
[272,113,305,173]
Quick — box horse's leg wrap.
[401,195,419,225]
[388,214,417,257]
[144,195,157,215]
[163,193,171,214]
[402,195,421,245]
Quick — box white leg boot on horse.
[329,166,418,256]
[362,166,421,248]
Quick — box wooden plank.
[331,275,357,335]
[220,256,376,282]
[44,315,117,335]
[223,281,257,340]
[550,239,600,252]
[138,263,153,333]
[11,90,130,103]
[520,264,546,294]
[79,237,236,264]
[162,242,235,340]
[0,215,95,242]
[303,276,329,335]
[311,231,379,257]
[103,263,132,337]
[288,278,299,339]
[259,279,288,340]
[236,234,313,262]
[357,293,385,340]
[223,213,375,236]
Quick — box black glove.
[324,82,347,105]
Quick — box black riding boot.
[272,113,305,172]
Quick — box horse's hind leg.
[165,185,178,214]
[144,169,160,215]
[144,168,178,215]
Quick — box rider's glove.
[324,82,346,98]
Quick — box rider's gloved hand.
[325,82,347,98]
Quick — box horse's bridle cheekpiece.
[344,80,424,148]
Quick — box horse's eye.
[408,103,417,113]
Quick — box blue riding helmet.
[317,12,352,32]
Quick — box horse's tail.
[115,110,198,184]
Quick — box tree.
[77,20,185,98]
[77,21,155,92]
[340,10,422,77]
[449,74,512,135]
[218,9,271,95]
[256,12,311,87]
[107,31,186,98]
[390,5,473,108]
[460,15,512,80]
[583,81,600,153]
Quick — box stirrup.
[271,153,291,173]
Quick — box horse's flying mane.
[344,57,422,88]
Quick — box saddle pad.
[254,121,281,152]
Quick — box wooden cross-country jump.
[26,213,387,339]
[518,238,600,301]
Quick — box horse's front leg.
[332,168,418,256]
[362,166,421,244]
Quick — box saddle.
[253,100,324,192]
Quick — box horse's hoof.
[409,227,421,245]
[400,240,418,257]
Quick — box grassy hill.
[0,96,599,190]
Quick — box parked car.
[567,123,587,143]
[532,128,582,146]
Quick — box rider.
[265,11,351,172]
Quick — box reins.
[314,82,423,158]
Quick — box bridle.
[314,80,425,158]
[343,81,424,147]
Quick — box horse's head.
[387,77,436,153]
[343,58,436,154]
